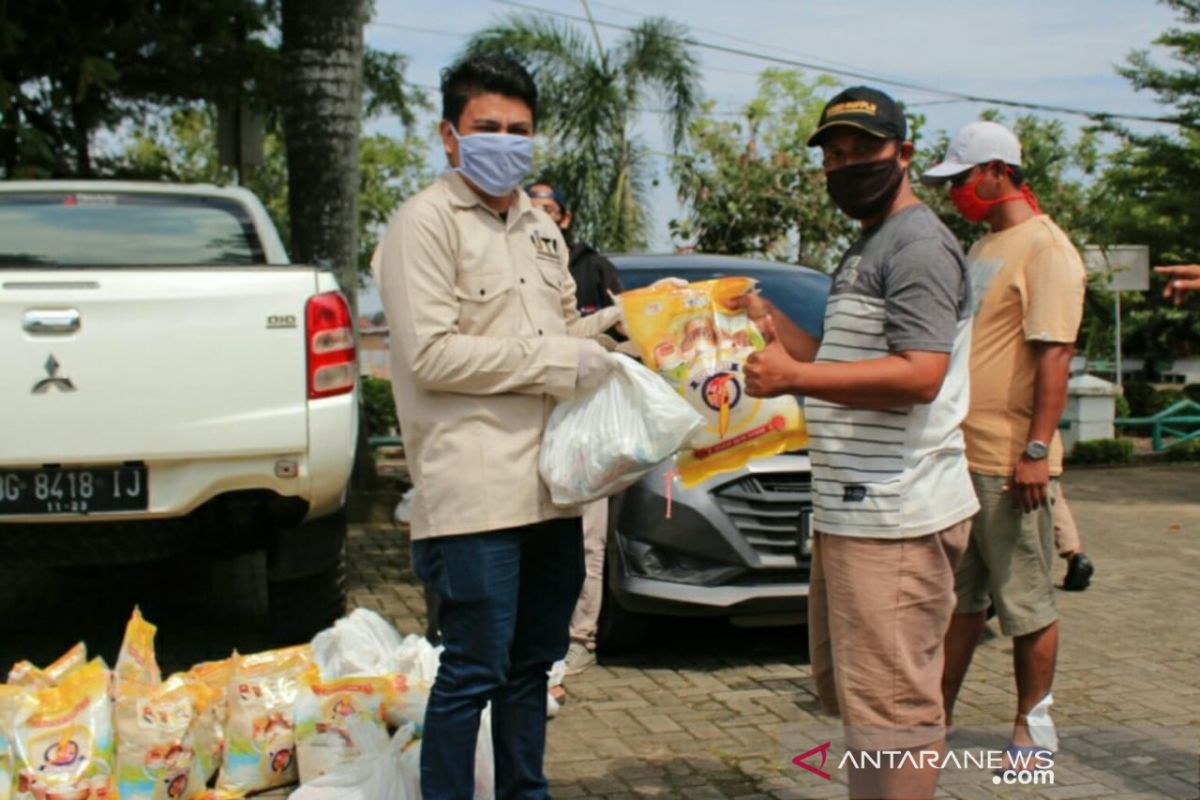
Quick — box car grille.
[713,473,813,569]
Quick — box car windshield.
[0,192,266,267]
[617,266,829,339]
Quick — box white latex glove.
[575,339,615,394]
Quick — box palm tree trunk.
[282,0,374,488]
[281,0,365,308]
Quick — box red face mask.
[948,168,1041,223]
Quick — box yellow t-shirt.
[963,215,1086,477]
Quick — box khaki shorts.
[954,473,1058,637]
[808,519,971,751]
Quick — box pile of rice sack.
[0,607,483,800]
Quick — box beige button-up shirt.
[378,172,620,540]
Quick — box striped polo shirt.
[806,204,979,539]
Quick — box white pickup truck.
[0,181,358,642]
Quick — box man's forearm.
[1027,343,1074,444]
[763,301,820,362]
[792,353,948,409]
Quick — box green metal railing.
[1114,399,1200,452]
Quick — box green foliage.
[1083,0,1200,361]
[467,15,700,251]
[1185,383,1200,403]
[1114,392,1132,419]
[1122,380,1159,417]
[1067,438,1135,465]
[1158,387,1188,411]
[361,378,398,435]
[0,0,280,178]
[1161,438,1200,460]
[669,69,854,268]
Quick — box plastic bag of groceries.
[289,720,418,800]
[618,277,809,487]
[11,658,116,800]
[539,354,704,505]
[312,609,406,680]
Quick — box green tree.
[466,12,700,251]
[1083,0,1200,365]
[669,69,854,268]
[0,0,278,178]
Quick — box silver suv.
[599,255,831,651]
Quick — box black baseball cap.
[806,86,907,147]
[526,182,568,214]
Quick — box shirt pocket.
[454,270,515,334]
[535,256,566,292]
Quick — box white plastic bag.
[289,720,416,800]
[312,609,406,680]
[1026,693,1058,751]
[540,354,704,506]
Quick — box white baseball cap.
[921,120,1022,185]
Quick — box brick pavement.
[349,465,1200,799]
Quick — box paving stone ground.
[343,466,1200,800]
[1,465,1197,799]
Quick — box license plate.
[797,508,813,560]
[0,465,147,516]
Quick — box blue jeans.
[411,517,585,800]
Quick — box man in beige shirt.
[923,121,1086,772]
[377,54,619,800]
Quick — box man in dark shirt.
[526,180,623,677]
[527,181,623,320]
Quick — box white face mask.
[450,125,534,197]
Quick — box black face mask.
[825,157,905,221]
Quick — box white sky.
[363,0,1179,261]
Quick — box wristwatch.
[1023,440,1049,460]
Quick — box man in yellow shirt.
[922,121,1086,768]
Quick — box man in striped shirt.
[732,86,979,800]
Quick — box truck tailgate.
[2,268,317,464]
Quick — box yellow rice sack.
[115,607,162,689]
[11,658,115,800]
[0,687,37,800]
[115,677,206,800]
[183,660,232,785]
[7,643,88,690]
[293,667,388,784]
[618,277,808,486]
[215,646,311,797]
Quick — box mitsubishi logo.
[32,355,76,393]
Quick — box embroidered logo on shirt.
[530,229,560,259]
[842,485,868,503]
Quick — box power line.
[587,0,882,81]
[368,21,469,39]
[490,0,1186,128]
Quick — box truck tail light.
[306,292,356,399]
